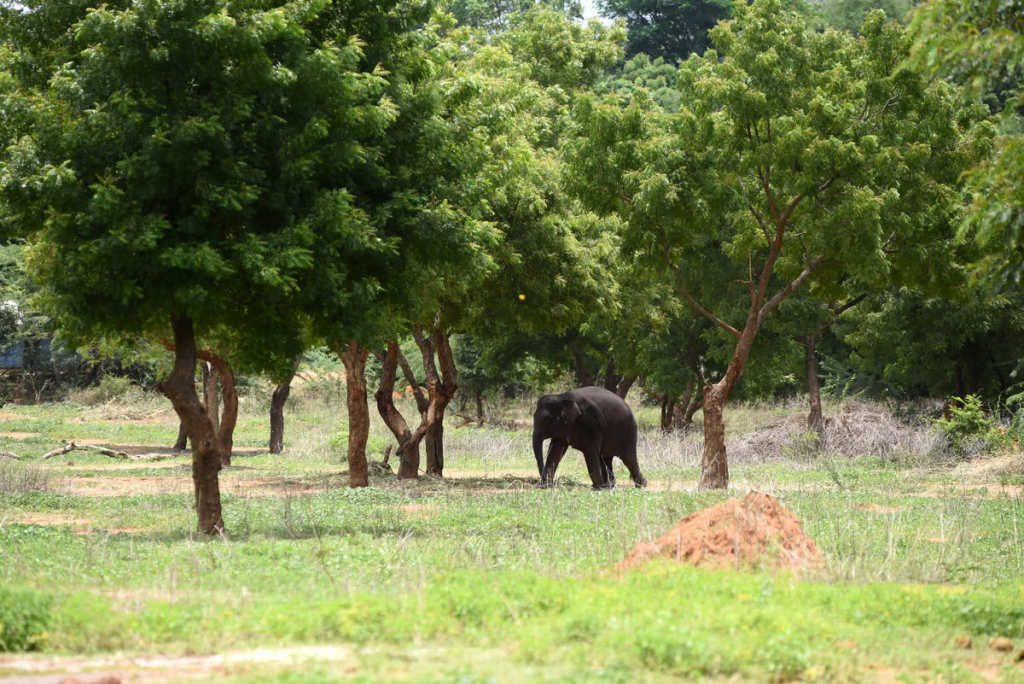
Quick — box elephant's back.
[570,386,634,427]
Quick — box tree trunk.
[572,346,592,387]
[202,362,220,434]
[425,420,444,476]
[698,327,755,489]
[174,422,188,451]
[339,341,370,488]
[659,394,675,432]
[616,375,637,399]
[679,392,703,433]
[803,334,824,440]
[476,391,485,426]
[375,340,421,479]
[603,359,621,392]
[699,382,729,489]
[210,362,237,468]
[953,360,966,399]
[375,324,458,480]
[161,316,223,535]
[269,354,302,455]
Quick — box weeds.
[0,460,55,494]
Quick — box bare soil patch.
[0,645,356,684]
[616,491,822,572]
[0,432,39,439]
[842,503,905,513]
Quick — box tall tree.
[0,0,398,532]
[597,0,730,63]
[567,1,991,488]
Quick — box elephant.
[531,386,647,489]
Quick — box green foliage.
[70,375,136,406]
[0,0,399,377]
[907,0,1024,291]
[445,0,582,31]
[567,0,991,416]
[936,395,998,457]
[598,53,683,112]
[813,0,910,34]
[596,0,731,64]
[327,430,386,459]
[0,585,50,652]
[847,288,1024,401]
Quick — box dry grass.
[728,399,950,465]
[0,460,60,494]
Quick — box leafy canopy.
[0,0,399,376]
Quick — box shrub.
[0,586,51,652]
[326,430,387,461]
[936,395,999,457]
[0,461,54,494]
[69,375,136,406]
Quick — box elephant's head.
[532,394,581,474]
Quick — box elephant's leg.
[541,439,569,487]
[600,454,617,489]
[620,445,647,488]
[581,444,610,490]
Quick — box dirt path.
[0,646,356,683]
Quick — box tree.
[597,0,730,64]
[446,0,582,31]
[0,0,398,532]
[848,287,1024,401]
[908,0,1024,290]
[566,1,991,488]
[598,53,683,113]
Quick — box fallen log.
[40,443,184,461]
[454,413,531,431]
[0,450,20,460]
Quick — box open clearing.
[2,393,1024,683]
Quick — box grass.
[1,388,1023,682]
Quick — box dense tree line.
[0,0,1020,532]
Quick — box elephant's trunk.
[532,431,545,480]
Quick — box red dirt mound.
[616,491,822,572]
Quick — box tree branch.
[756,254,825,327]
[659,227,741,339]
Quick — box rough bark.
[269,354,303,455]
[660,394,677,432]
[603,359,621,392]
[699,382,729,489]
[161,316,223,535]
[425,420,444,476]
[201,355,237,468]
[572,346,592,387]
[374,324,458,480]
[803,334,824,440]
[174,421,188,451]
[339,341,371,488]
[201,362,220,435]
[616,375,638,399]
[375,340,420,478]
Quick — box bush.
[0,586,51,652]
[0,461,54,494]
[936,395,1000,457]
[327,430,387,461]
[69,375,136,406]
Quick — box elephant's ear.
[561,399,581,423]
